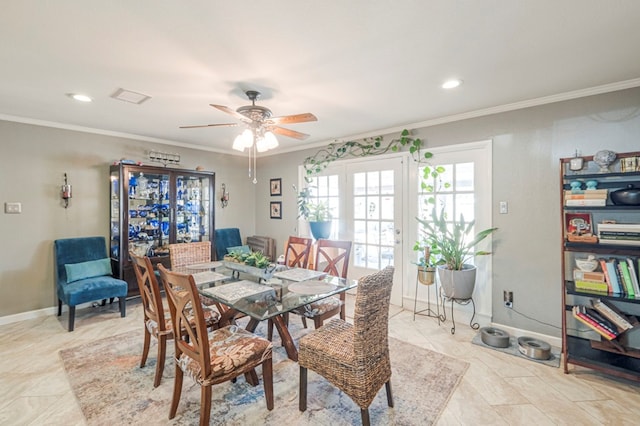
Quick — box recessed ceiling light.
[68,93,93,102]
[442,79,462,89]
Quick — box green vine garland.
[302,129,433,182]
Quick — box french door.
[300,156,405,306]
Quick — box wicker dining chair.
[296,239,352,329]
[130,253,219,387]
[168,241,212,270]
[158,265,274,425]
[299,266,395,426]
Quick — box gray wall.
[2,87,639,337]
[254,87,640,336]
[0,121,255,316]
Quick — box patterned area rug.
[60,323,468,425]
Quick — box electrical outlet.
[503,290,513,308]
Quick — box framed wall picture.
[270,178,282,196]
[270,201,282,219]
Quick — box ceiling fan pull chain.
[252,142,258,184]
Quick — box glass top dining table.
[190,266,357,361]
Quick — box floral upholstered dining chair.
[130,253,219,387]
[158,265,274,424]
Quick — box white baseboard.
[405,296,561,348]
[490,322,562,349]
[0,302,95,327]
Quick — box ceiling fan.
[180,90,317,141]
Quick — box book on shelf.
[598,223,640,233]
[598,231,640,238]
[604,259,624,295]
[590,299,634,331]
[574,280,609,293]
[598,258,615,294]
[573,269,606,283]
[585,307,620,335]
[572,305,618,340]
[599,239,640,246]
[565,199,607,206]
[598,233,640,241]
[626,258,640,295]
[618,261,636,298]
[564,189,608,197]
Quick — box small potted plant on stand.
[417,207,497,299]
[412,243,440,285]
[296,186,333,240]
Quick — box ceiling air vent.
[111,88,151,105]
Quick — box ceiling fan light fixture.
[264,131,278,150]
[232,129,253,151]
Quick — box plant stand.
[438,289,479,335]
[412,272,440,323]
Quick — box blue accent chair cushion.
[214,228,243,260]
[65,258,113,283]
[54,236,128,331]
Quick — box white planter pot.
[437,264,477,300]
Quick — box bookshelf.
[560,150,640,382]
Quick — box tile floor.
[1,296,639,425]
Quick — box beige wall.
[2,87,640,337]
[254,87,640,336]
[0,121,254,316]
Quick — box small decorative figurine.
[570,181,583,193]
[593,150,617,173]
[585,180,598,190]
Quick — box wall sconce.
[220,183,229,208]
[61,173,72,208]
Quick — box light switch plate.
[4,202,21,214]
[499,201,508,214]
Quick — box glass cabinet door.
[127,169,171,257]
[109,170,121,260]
[175,173,212,243]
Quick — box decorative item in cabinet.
[109,164,215,296]
[560,150,640,382]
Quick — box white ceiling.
[2,1,640,156]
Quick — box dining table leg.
[233,313,299,362]
[271,314,298,361]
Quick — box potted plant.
[416,206,497,299]
[412,242,440,285]
[296,186,333,240]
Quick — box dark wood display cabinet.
[110,163,215,296]
[560,150,640,382]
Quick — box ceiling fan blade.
[179,123,238,129]
[267,112,318,125]
[270,126,310,140]
[210,104,253,123]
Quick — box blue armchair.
[213,228,242,260]
[54,236,128,331]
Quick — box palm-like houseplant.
[416,206,497,299]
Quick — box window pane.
[381,170,394,194]
[367,245,380,269]
[354,173,366,196]
[380,221,395,245]
[456,163,474,191]
[354,220,366,243]
[367,171,379,195]
[380,195,394,220]
[354,197,366,219]
[354,243,366,267]
[367,196,380,219]
[368,221,380,245]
